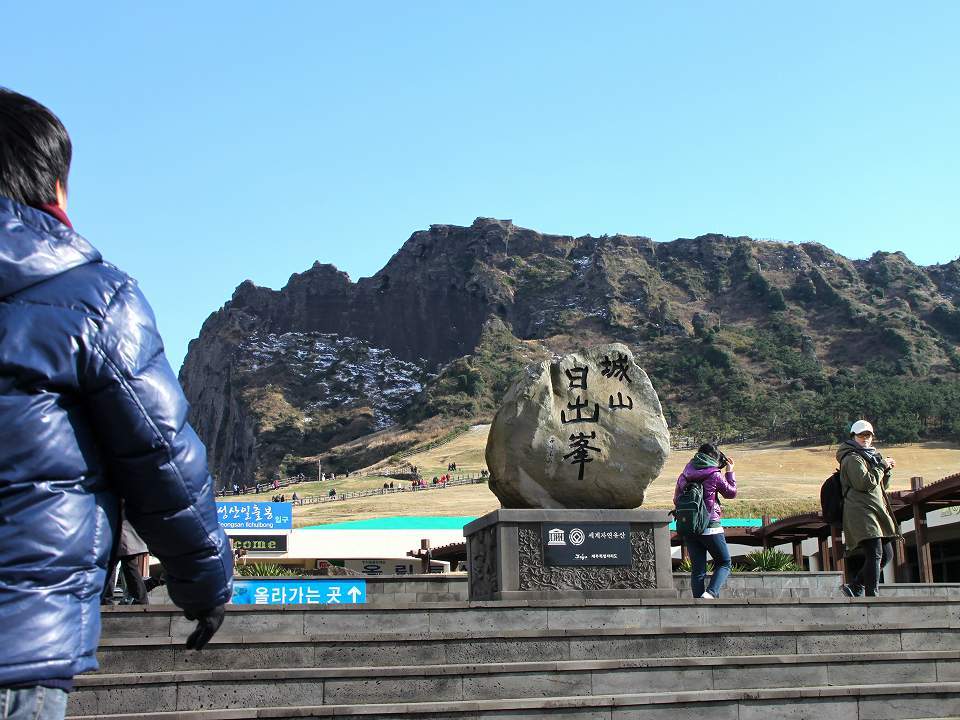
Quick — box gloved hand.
[184,605,225,650]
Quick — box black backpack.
[674,475,710,536]
[820,468,845,527]
[820,447,875,526]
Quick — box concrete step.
[85,599,960,718]
[99,596,960,641]
[95,621,960,673]
[66,681,960,719]
[69,650,960,714]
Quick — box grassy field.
[237,424,960,527]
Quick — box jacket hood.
[837,440,881,467]
[682,462,719,481]
[0,197,101,299]
[836,439,866,463]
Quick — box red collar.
[38,203,73,229]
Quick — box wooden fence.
[293,474,487,506]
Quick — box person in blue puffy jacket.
[0,88,233,718]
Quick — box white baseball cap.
[850,420,874,435]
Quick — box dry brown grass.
[644,440,960,516]
[286,426,960,527]
[295,484,498,527]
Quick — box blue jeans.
[1,687,67,720]
[686,532,732,598]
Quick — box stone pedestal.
[464,509,676,601]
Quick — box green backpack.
[673,475,710,536]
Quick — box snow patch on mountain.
[238,332,430,428]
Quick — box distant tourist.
[673,443,737,599]
[0,88,232,717]
[839,420,897,597]
[291,492,299,503]
[101,508,149,606]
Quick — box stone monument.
[465,343,675,600]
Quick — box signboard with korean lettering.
[541,523,631,566]
[229,534,288,552]
[230,579,366,605]
[344,558,451,575]
[216,502,292,532]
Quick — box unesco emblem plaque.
[541,522,631,566]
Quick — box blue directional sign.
[217,502,292,531]
[230,579,366,605]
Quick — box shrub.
[676,557,747,573]
[236,563,302,577]
[676,557,707,573]
[741,549,802,572]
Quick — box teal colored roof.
[668,518,767,531]
[303,516,768,531]
[303,516,477,530]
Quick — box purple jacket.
[673,463,737,523]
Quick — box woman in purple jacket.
[674,443,738,598]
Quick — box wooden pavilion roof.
[749,512,831,544]
[750,470,960,545]
[671,526,765,547]
[407,541,467,563]
[888,472,960,520]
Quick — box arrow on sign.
[347,586,362,602]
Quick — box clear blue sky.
[3,3,958,370]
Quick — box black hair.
[0,88,72,207]
[697,443,721,459]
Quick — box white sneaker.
[700,591,716,599]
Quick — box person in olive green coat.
[838,420,898,597]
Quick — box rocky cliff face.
[179,218,960,488]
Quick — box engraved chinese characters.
[485,343,670,509]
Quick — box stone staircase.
[73,597,960,719]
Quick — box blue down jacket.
[0,198,233,686]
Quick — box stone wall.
[672,571,843,598]
[144,572,960,606]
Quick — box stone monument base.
[464,509,676,601]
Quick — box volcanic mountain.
[179,218,960,488]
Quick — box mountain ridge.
[179,218,960,489]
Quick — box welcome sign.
[230,534,288,552]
